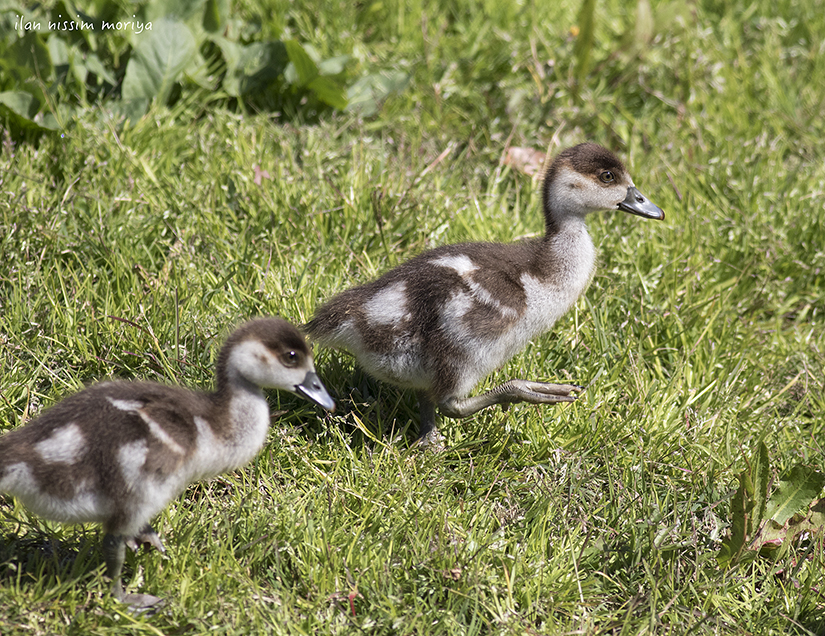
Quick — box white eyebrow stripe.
[34,423,85,464]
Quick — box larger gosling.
[0,317,335,609]
[306,143,664,447]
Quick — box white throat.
[190,379,271,480]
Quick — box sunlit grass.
[1,0,824,634]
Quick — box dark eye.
[599,171,615,184]
[281,350,299,367]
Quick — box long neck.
[214,363,269,438]
[213,338,273,441]
[544,210,589,237]
[195,361,271,477]
[532,211,596,289]
[543,179,592,236]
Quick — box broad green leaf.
[301,43,323,63]
[145,0,207,23]
[346,71,410,116]
[41,102,75,129]
[183,50,213,89]
[750,441,770,532]
[753,498,825,557]
[69,51,90,89]
[66,7,100,50]
[122,18,197,104]
[717,472,748,566]
[203,0,229,33]
[307,76,347,110]
[2,32,53,110]
[318,55,350,76]
[812,497,825,528]
[284,40,318,87]
[765,466,825,526]
[0,90,39,119]
[211,36,243,97]
[5,32,53,80]
[85,52,117,86]
[47,36,70,67]
[0,90,58,131]
[217,39,288,97]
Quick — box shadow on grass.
[306,356,423,447]
[0,519,101,592]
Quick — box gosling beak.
[618,186,665,220]
[296,371,336,412]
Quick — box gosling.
[306,143,664,447]
[0,317,335,608]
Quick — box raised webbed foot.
[439,380,583,418]
[125,524,165,553]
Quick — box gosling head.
[219,317,335,411]
[542,143,665,223]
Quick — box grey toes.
[125,525,166,553]
[417,429,446,452]
[122,592,166,615]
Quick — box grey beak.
[296,371,336,412]
[618,186,665,220]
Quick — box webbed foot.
[125,524,165,553]
[440,380,583,418]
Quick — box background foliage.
[1,0,824,634]
[0,0,394,132]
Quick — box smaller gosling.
[0,317,335,609]
[306,143,664,447]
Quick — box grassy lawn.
[1,0,824,633]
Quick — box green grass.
[2,0,824,633]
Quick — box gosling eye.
[599,170,615,184]
[281,350,299,367]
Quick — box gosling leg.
[102,532,164,610]
[439,380,582,418]
[102,533,127,601]
[416,392,445,450]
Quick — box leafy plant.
[718,441,825,566]
[0,0,361,134]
